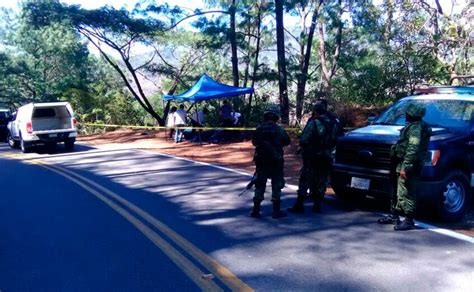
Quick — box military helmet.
[313,99,328,112]
[406,103,426,118]
[264,104,281,118]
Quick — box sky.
[2,0,468,13]
[1,0,205,11]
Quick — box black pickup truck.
[332,87,474,222]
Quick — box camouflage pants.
[394,165,420,216]
[253,161,285,203]
[297,157,330,203]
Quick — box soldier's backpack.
[253,123,280,165]
[313,116,338,151]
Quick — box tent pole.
[187,102,196,114]
[162,99,167,139]
[198,104,202,146]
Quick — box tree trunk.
[383,0,393,44]
[318,0,342,97]
[295,3,320,120]
[318,21,330,94]
[229,0,239,87]
[246,4,262,125]
[275,0,289,124]
[242,33,252,88]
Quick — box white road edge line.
[415,222,474,243]
[93,146,472,244]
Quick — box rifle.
[238,172,257,197]
[238,172,286,197]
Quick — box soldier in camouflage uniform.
[378,103,432,231]
[288,101,338,214]
[251,105,291,219]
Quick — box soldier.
[378,104,431,231]
[251,105,291,219]
[288,101,338,213]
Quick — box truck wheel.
[65,139,75,151]
[20,133,31,153]
[7,131,19,149]
[436,171,472,222]
[333,185,366,202]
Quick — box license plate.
[350,177,370,190]
[49,134,58,138]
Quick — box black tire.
[333,184,366,202]
[20,133,31,153]
[64,139,75,151]
[7,131,19,149]
[435,171,472,222]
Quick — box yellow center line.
[44,161,254,292]
[1,153,253,291]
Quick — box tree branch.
[166,10,228,31]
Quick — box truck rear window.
[33,108,56,118]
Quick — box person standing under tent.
[173,104,187,143]
[166,106,177,140]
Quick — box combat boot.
[311,193,323,213]
[394,216,415,231]
[272,201,287,219]
[250,201,262,218]
[377,214,400,225]
[287,194,305,214]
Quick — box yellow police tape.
[80,122,302,132]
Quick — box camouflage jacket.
[300,115,337,159]
[252,121,290,162]
[391,121,432,172]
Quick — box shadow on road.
[2,144,472,290]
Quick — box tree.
[317,0,343,96]
[288,0,323,120]
[275,0,289,124]
[0,5,89,105]
[24,0,168,124]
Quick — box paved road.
[0,143,473,291]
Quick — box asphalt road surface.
[1,143,473,291]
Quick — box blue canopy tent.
[162,74,254,143]
[163,74,254,102]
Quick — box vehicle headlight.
[425,150,441,166]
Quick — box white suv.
[7,102,77,152]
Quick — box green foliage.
[1,0,470,128]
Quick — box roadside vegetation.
[0,0,472,127]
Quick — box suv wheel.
[7,131,19,149]
[20,133,31,153]
[64,138,75,151]
[437,171,472,222]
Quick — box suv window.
[375,99,474,132]
[33,108,56,118]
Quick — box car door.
[9,112,19,138]
[466,106,474,179]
